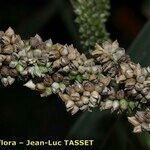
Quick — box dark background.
[0,0,149,149]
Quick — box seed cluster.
[0,27,149,133]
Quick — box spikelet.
[0,27,149,133]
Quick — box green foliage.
[71,0,110,50]
[129,21,150,66]
[67,110,150,150]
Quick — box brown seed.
[89,74,97,81]
[49,50,60,60]
[52,73,63,82]
[116,90,125,99]
[33,49,42,57]
[95,83,104,93]
[74,82,84,93]
[36,83,45,91]
[30,34,42,47]
[71,105,79,115]
[11,35,21,44]
[76,101,84,107]
[59,93,70,102]
[5,55,12,63]
[0,66,10,76]
[136,75,145,83]
[84,82,95,92]
[9,69,18,77]
[2,35,10,44]
[128,117,140,126]
[135,83,143,91]
[3,45,14,54]
[83,91,91,97]
[81,96,89,104]
[125,78,136,87]
[43,75,53,86]
[59,46,68,56]
[70,92,80,101]
[101,77,111,86]
[60,56,69,66]
[0,54,6,62]
[62,77,70,86]
[68,52,76,61]
[66,86,75,95]
[125,69,134,78]
[52,59,61,68]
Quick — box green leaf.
[129,21,150,66]
[67,110,149,150]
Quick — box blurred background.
[0,0,149,149]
